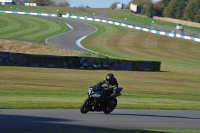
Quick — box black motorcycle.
[80,85,123,114]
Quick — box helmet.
[105,73,114,83]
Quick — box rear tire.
[103,98,117,114]
[80,98,90,114]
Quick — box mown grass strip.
[80,20,200,66]
[0,13,70,42]
[0,5,96,16]
[0,66,199,110]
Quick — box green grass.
[0,66,199,110]
[0,13,70,43]
[81,20,200,63]
[1,5,200,31]
[0,5,97,17]
[107,9,200,31]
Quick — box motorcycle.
[80,85,123,114]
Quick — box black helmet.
[106,73,114,83]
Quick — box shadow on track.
[0,114,172,133]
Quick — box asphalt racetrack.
[0,109,200,132]
[1,16,200,132]
[46,17,97,52]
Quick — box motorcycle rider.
[96,73,119,99]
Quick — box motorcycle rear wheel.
[103,98,117,114]
[80,98,90,114]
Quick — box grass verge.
[0,66,199,110]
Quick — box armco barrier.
[0,52,161,71]
[0,10,200,42]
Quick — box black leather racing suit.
[96,77,118,98]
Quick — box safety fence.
[0,10,199,42]
[0,52,161,71]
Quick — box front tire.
[80,98,90,114]
[103,98,117,114]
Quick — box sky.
[69,0,159,8]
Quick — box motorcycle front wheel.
[80,98,90,114]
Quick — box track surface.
[0,109,200,132]
[46,17,96,51]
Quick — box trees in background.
[163,0,187,19]
[184,0,197,21]
[184,0,200,22]
[159,0,200,22]
[125,0,155,17]
[161,0,171,10]
[194,10,200,22]
[145,2,155,18]
[152,0,171,17]
[128,0,200,23]
[110,2,120,9]
[119,0,200,22]
[153,0,162,17]
[163,0,188,19]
